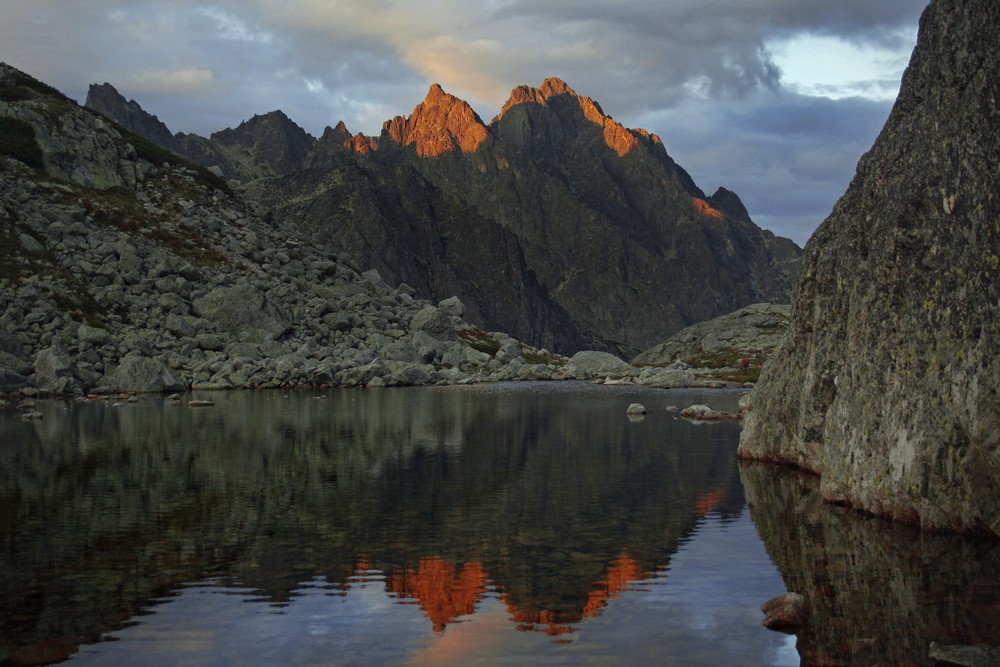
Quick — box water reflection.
[2,383,765,665]
[741,462,1000,666]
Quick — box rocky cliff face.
[257,78,801,356]
[209,110,316,176]
[739,0,1000,537]
[246,159,589,354]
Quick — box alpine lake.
[1,382,997,666]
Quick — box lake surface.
[1,382,997,666]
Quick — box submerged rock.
[680,404,736,421]
[566,350,632,379]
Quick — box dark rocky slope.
[739,0,1000,537]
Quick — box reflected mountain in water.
[0,383,745,664]
[741,462,1000,667]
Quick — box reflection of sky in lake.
[71,509,797,667]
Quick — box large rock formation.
[739,0,1000,537]
[631,302,789,367]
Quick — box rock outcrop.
[739,0,1000,537]
[209,110,315,176]
[632,302,789,368]
[382,83,492,157]
[85,83,176,150]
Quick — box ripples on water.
[0,383,996,665]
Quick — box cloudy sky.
[1,0,929,246]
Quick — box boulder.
[77,324,112,346]
[761,592,808,632]
[361,268,390,291]
[33,346,73,393]
[114,353,186,393]
[195,333,225,351]
[0,330,26,357]
[637,364,694,388]
[566,350,632,378]
[680,404,734,421]
[387,363,432,387]
[495,341,523,364]
[0,350,32,392]
[928,642,1000,667]
[410,305,457,340]
[193,283,289,342]
[165,313,201,339]
[438,295,464,317]
[380,339,420,364]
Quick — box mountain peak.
[493,78,639,156]
[209,110,315,174]
[538,77,575,98]
[426,82,448,99]
[85,81,176,149]
[381,83,491,157]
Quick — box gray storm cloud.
[0,0,927,244]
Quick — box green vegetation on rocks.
[0,117,44,169]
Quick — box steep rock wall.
[739,0,1000,536]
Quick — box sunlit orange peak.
[383,83,491,157]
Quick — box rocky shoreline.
[0,159,773,401]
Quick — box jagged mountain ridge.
[87,77,802,356]
[86,84,316,182]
